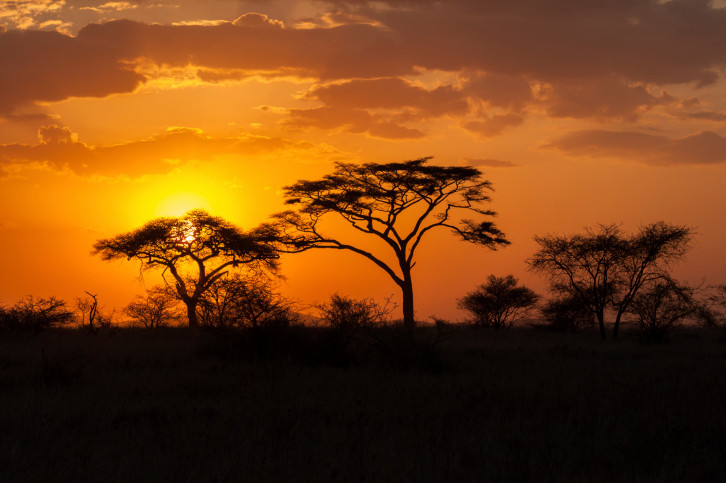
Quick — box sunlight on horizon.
[155,192,212,218]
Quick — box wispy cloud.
[547,130,726,166]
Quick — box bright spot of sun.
[155,192,211,217]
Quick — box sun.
[155,192,212,217]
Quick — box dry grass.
[1,326,725,482]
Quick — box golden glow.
[155,192,211,218]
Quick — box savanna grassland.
[1,325,725,482]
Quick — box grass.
[1,325,725,482]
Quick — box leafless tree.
[124,286,181,329]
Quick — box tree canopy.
[270,157,509,329]
[458,275,538,329]
[528,222,692,340]
[93,209,279,327]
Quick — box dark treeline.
[3,159,726,342]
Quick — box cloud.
[543,77,668,121]
[284,77,469,138]
[0,28,145,116]
[464,157,518,168]
[461,72,532,110]
[2,0,726,123]
[547,129,726,166]
[462,113,525,138]
[286,106,425,139]
[0,125,337,176]
[685,111,726,122]
[303,78,469,118]
[232,13,284,29]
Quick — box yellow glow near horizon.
[155,192,212,217]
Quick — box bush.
[0,296,73,332]
[198,273,298,329]
[628,280,697,342]
[317,293,392,331]
[458,275,538,329]
[707,284,726,327]
[124,287,181,329]
[540,295,595,332]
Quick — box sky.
[1,0,725,322]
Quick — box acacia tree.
[270,157,509,330]
[458,275,538,329]
[93,209,279,327]
[528,222,692,340]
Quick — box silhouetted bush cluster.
[458,275,538,329]
[197,273,298,329]
[0,296,73,332]
[540,295,595,332]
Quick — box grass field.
[1,325,725,482]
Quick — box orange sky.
[1,0,725,322]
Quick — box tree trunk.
[597,311,607,341]
[612,312,622,340]
[185,300,199,328]
[401,277,415,332]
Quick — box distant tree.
[270,157,509,330]
[124,286,181,329]
[627,278,698,342]
[707,284,726,327]
[540,294,595,332]
[458,275,538,329]
[197,273,297,329]
[318,293,394,331]
[0,296,73,332]
[75,291,99,334]
[93,210,279,327]
[528,222,692,340]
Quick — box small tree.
[124,287,181,329]
[458,275,538,329]
[528,222,692,340]
[318,293,393,331]
[93,209,279,327]
[0,296,73,332]
[628,279,697,342]
[540,295,596,332]
[707,284,726,327]
[75,291,99,334]
[197,273,297,329]
[270,157,509,331]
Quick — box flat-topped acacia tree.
[271,157,510,330]
[93,209,279,327]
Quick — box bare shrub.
[317,293,393,331]
[198,273,297,329]
[458,275,538,329]
[0,296,73,332]
[124,287,181,329]
[706,284,726,327]
[541,295,595,332]
[628,279,698,342]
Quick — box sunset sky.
[1,0,725,321]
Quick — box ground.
[1,325,725,481]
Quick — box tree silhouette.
[93,209,279,327]
[458,275,538,329]
[197,273,297,329]
[271,157,509,330]
[124,286,181,329]
[627,278,697,342]
[528,222,692,340]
